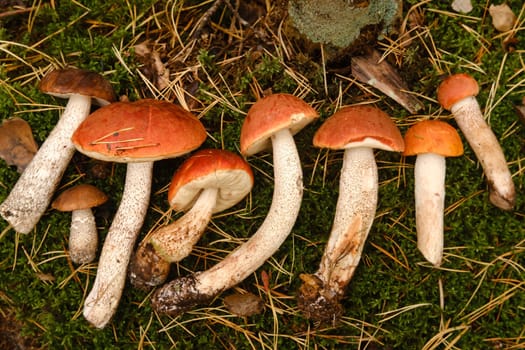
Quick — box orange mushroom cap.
[437,73,479,111]
[240,93,319,156]
[403,120,464,157]
[168,148,254,213]
[313,105,405,152]
[52,184,108,211]
[72,99,207,163]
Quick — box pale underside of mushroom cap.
[168,148,254,213]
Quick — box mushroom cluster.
[0,64,517,332]
[151,93,319,316]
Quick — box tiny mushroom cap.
[168,148,254,213]
[313,105,405,152]
[72,99,207,162]
[52,184,108,212]
[436,73,479,111]
[39,67,117,106]
[240,93,319,156]
[403,120,464,157]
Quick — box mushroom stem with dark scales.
[151,93,318,316]
[437,73,515,210]
[128,148,254,290]
[403,120,463,266]
[0,68,116,234]
[72,99,206,328]
[297,105,404,324]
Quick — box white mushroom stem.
[414,153,445,267]
[152,128,303,315]
[150,187,218,262]
[69,208,98,264]
[315,147,378,295]
[83,161,153,328]
[298,147,378,322]
[0,94,92,234]
[451,96,515,210]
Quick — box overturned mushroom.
[0,68,116,234]
[437,73,515,210]
[403,120,463,266]
[52,184,108,264]
[297,105,404,324]
[72,99,206,328]
[0,117,38,173]
[129,148,254,290]
[151,93,318,316]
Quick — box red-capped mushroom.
[437,73,515,210]
[52,184,108,264]
[128,148,254,290]
[71,99,206,328]
[403,120,464,266]
[0,68,116,234]
[151,93,319,316]
[297,105,404,324]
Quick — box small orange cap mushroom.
[403,120,464,157]
[52,184,108,212]
[437,73,479,111]
[240,93,319,156]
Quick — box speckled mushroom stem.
[128,187,218,290]
[83,161,153,328]
[298,147,378,323]
[69,208,98,264]
[0,94,92,234]
[151,187,218,262]
[151,128,303,316]
[451,96,515,210]
[414,153,445,267]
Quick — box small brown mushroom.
[0,117,38,173]
[52,184,108,264]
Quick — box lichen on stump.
[287,0,402,49]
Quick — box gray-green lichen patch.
[288,0,401,48]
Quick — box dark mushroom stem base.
[297,147,379,324]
